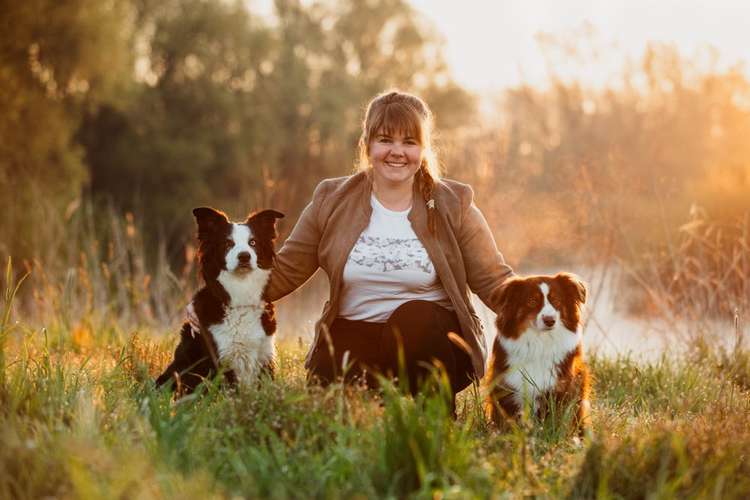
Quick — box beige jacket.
[265,172,514,377]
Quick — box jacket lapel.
[327,175,372,299]
[408,184,464,313]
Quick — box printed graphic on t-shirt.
[349,235,434,273]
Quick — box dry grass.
[1,207,749,498]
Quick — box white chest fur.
[499,326,582,410]
[210,268,274,385]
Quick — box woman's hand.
[186,301,200,336]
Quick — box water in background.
[473,266,671,362]
[278,265,747,362]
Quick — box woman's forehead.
[373,105,421,137]
[375,126,418,139]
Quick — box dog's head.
[192,207,284,282]
[493,272,587,339]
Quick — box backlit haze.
[257,0,750,92]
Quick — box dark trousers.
[308,300,475,400]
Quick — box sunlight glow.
[408,0,750,91]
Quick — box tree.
[0,0,132,261]
[79,0,477,262]
[80,0,276,257]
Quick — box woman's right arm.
[264,180,332,302]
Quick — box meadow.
[2,248,749,499]
[5,1,750,497]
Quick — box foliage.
[4,5,750,498]
[0,258,29,394]
[573,351,750,499]
[2,321,749,498]
[445,43,750,268]
[0,0,134,261]
[76,0,475,259]
[1,205,749,498]
[4,0,749,277]
[621,208,748,347]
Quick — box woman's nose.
[388,142,405,156]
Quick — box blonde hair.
[356,90,441,232]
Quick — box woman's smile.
[385,160,407,167]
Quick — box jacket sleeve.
[458,187,515,311]
[265,180,330,302]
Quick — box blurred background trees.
[442,43,750,268]
[2,0,748,275]
[1,0,133,261]
[13,0,473,264]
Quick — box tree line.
[3,0,749,274]
[2,0,474,265]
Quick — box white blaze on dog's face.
[495,273,587,339]
[225,223,258,274]
[192,208,284,310]
[534,283,561,331]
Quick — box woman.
[193,90,514,401]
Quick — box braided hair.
[356,90,441,233]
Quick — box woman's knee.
[387,300,428,321]
[387,300,442,334]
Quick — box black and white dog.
[156,207,284,394]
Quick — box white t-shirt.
[339,194,453,322]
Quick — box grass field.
[2,294,749,499]
[2,232,749,500]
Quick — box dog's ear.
[555,272,587,304]
[193,207,229,239]
[492,278,526,335]
[246,209,285,240]
[491,278,522,312]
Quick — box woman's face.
[368,129,423,188]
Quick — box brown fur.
[484,273,591,434]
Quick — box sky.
[408,0,750,91]
[254,0,750,92]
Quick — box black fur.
[156,207,284,396]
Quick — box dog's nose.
[237,252,251,263]
[542,315,556,327]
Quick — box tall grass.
[4,201,327,347]
[2,315,748,498]
[1,202,196,341]
[625,207,749,344]
[1,257,28,395]
[2,205,749,498]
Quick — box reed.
[1,206,748,498]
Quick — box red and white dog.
[485,273,591,432]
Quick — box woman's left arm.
[457,194,515,310]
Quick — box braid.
[419,162,437,234]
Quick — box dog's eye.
[249,239,256,247]
[527,297,538,307]
[225,240,235,249]
[549,294,560,306]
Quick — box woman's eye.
[249,239,256,247]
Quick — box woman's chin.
[374,169,417,187]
